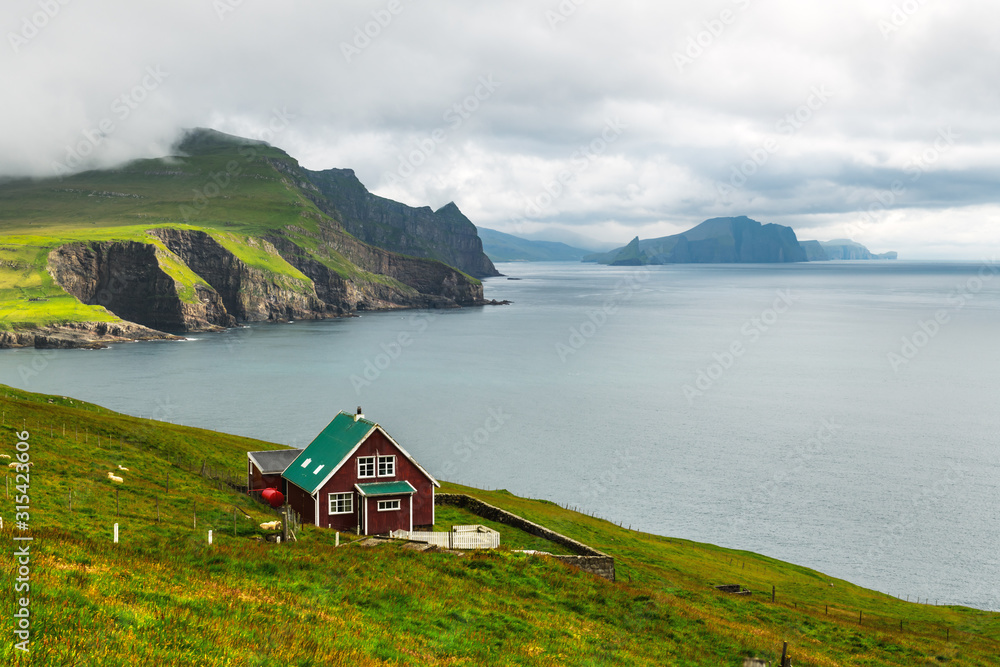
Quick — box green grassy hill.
[0,385,997,665]
[0,130,484,340]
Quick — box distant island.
[579,216,896,266]
[800,239,898,261]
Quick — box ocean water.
[2,260,998,610]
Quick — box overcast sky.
[3,0,998,257]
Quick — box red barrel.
[261,488,284,509]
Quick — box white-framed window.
[357,456,375,478]
[329,492,353,515]
[377,455,395,477]
[377,499,400,512]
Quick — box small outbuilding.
[280,408,439,535]
[247,448,303,496]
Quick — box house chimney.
[355,406,364,422]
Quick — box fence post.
[780,641,788,667]
[772,585,775,603]
[113,523,119,544]
[208,530,213,546]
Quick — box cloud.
[1,0,997,256]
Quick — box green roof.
[283,412,376,495]
[356,481,417,497]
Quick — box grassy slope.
[0,140,403,330]
[0,384,996,666]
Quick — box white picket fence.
[390,524,500,550]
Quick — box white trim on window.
[357,456,375,478]
[377,455,396,478]
[328,492,353,515]
[377,499,400,512]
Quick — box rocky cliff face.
[266,227,486,310]
[0,321,180,350]
[40,229,487,347]
[304,168,500,278]
[48,241,233,331]
[151,229,327,321]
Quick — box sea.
[2,260,998,611]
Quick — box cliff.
[304,167,499,278]
[0,129,495,349]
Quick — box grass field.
[0,384,997,665]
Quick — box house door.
[357,493,364,535]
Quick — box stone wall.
[436,493,615,582]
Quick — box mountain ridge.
[304,167,499,278]
[476,227,591,262]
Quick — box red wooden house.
[281,409,439,535]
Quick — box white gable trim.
[290,421,439,496]
[373,426,441,488]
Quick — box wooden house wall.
[286,481,315,526]
[364,494,412,534]
[315,429,436,533]
[248,459,285,494]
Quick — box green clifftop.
[0,129,495,348]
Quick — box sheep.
[8,461,32,468]
[0,454,9,458]
[259,520,282,531]
[117,464,129,471]
[107,472,124,484]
